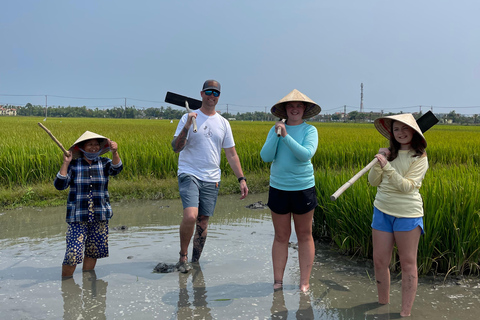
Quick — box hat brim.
[374,114,427,147]
[270,89,321,120]
[271,102,321,119]
[68,131,110,159]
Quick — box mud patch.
[153,262,176,273]
[245,201,268,209]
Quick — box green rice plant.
[314,168,376,257]
[420,164,480,275]
[2,117,478,186]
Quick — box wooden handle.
[185,101,197,133]
[330,158,379,201]
[277,119,286,137]
[37,123,70,156]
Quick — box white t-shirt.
[174,109,235,182]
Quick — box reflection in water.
[314,301,396,320]
[61,270,107,320]
[270,290,314,320]
[296,292,315,319]
[271,290,288,319]
[177,264,212,320]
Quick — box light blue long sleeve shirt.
[260,122,318,191]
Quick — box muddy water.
[1,193,479,320]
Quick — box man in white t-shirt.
[171,79,249,272]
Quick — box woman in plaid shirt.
[54,131,123,277]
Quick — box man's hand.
[239,180,248,199]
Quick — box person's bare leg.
[271,211,292,290]
[395,227,421,317]
[372,229,395,304]
[179,207,198,262]
[192,215,209,262]
[293,210,315,292]
[62,264,77,278]
[82,257,97,271]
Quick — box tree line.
[3,103,479,125]
[9,103,281,121]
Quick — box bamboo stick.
[37,122,70,156]
[330,158,379,201]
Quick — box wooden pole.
[276,119,286,136]
[37,123,70,156]
[185,101,197,133]
[330,158,379,201]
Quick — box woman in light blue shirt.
[260,89,320,292]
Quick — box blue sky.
[1,0,479,115]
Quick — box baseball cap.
[202,80,221,93]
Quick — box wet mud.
[1,193,479,319]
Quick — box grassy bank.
[1,116,480,276]
[0,173,271,209]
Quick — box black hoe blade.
[417,111,439,133]
[165,92,202,110]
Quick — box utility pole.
[227,104,229,115]
[360,83,364,113]
[344,105,347,123]
[124,98,127,119]
[45,95,47,120]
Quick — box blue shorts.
[178,173,220,217]
[63,221,109,266]
[267,186,318,215]
[371,207,424,235]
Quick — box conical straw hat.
[68,131,110,159]
[270,89,321,119]
[374,113,427,147]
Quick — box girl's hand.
[378,148,391,157]
[275,121,286,137]
[374,153,388,168]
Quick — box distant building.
[335,112,346,119]
[0,105,17,116]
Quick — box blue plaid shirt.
[54,157,123,222]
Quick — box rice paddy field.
[1,116,480,276]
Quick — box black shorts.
[267,186,318,215]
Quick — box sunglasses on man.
[204,90,220,97]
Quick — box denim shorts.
[63,221,109,266]
[267,186,318,215]
[178,173,220,217]
[371,207,424,235]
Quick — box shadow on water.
[1,193,480,319]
